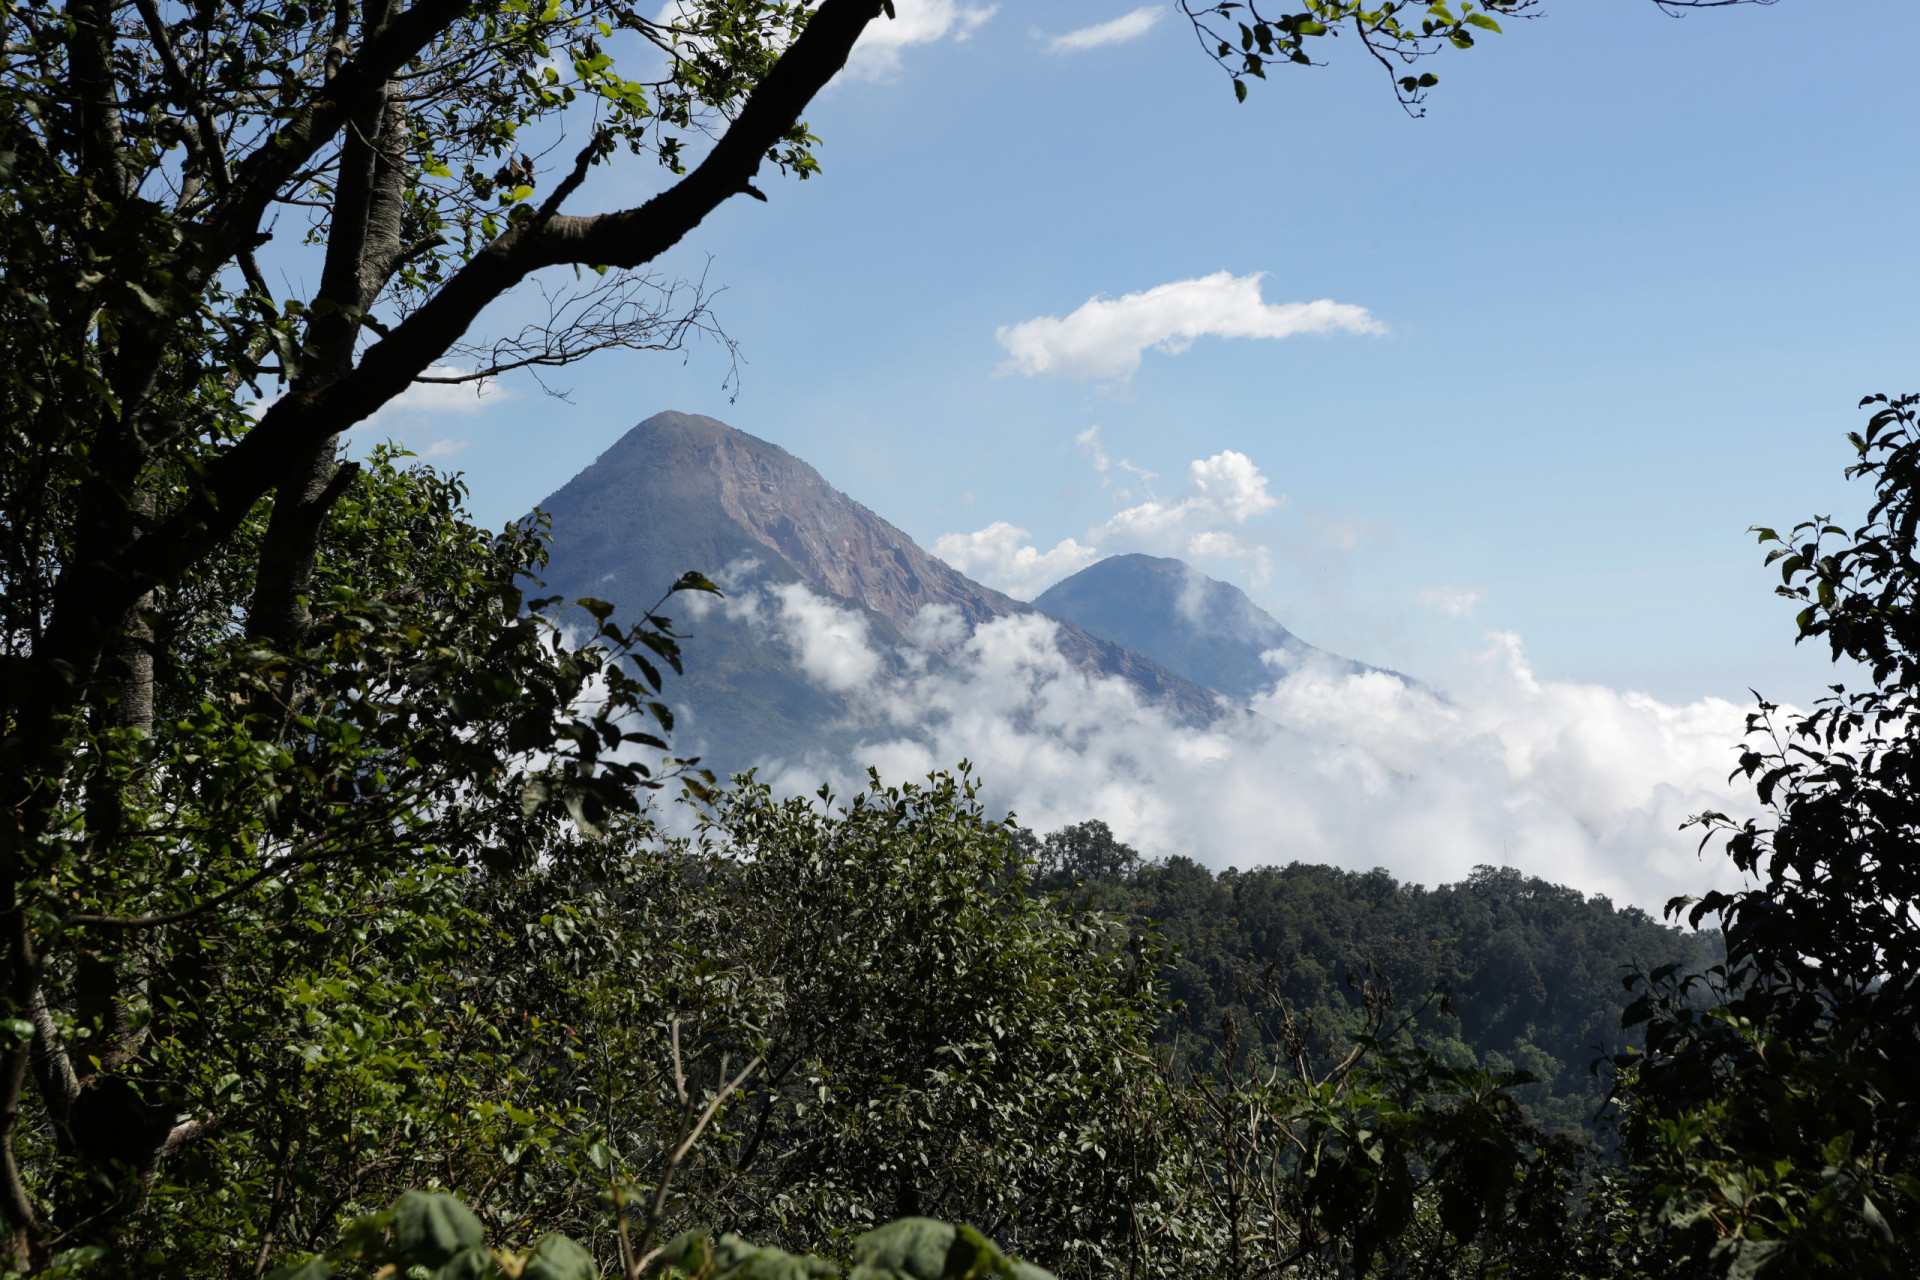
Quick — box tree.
[1181,0,1777,110]
[0,0,901,1264]
[1614,393,1920,1277]
[0,447,714,1272]
[253,1189,1057,1280]
[1019,820,1144,888]
[660,772,1174,1279]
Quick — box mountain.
[533,412,1226,777]
[1032,553,1378,702]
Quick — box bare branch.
[631,1052,763,1272]
[417,270,734,388]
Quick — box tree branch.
[130,0,234,196]
[197,0,475,294]
[105,0,886,609]
[24,0,884,769]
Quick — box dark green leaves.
[661,1229,840,1280]
[1187,1,1528,113]
[847,1220,1035,1280]
[392,1191,488,1267]
[272,1193,599,1280]
[1625,392,1920,1275]
[523,1233,602,1280]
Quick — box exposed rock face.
[692,413,1013,634]
[533,411,1225,777]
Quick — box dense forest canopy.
[1021,824,1712,1137]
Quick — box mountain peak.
[532,413,1228,774]
[576,411,1035,638]
[1033,554,1370,701]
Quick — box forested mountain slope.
[1026,824,1712,1135]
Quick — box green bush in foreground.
[262,1191,1049,1280]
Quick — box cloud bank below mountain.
[686,578,1758,912]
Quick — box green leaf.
[265,1262,334,1280]
[521,1233,599,1280]
[391,1191,487,1267]
[850,1220,961,1280]
[431,1247,498,1280]
[848,1220,1045,1280]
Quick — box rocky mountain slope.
[533,412,1225,777]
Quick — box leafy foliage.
[1180,0,1775,110]
[258,1190,1053,1280]
[1614,393,1920,1277]
[0,451,716,1272]
[81,764,1181,1280]
[1180,0,1529,109]
[0,0,890,1263]
[1020,822,1710,1138]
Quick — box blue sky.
[373,0,1920,712]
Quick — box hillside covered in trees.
[1022,825,1710,1137]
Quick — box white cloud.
[1095,449,1280,578]
[370,367,503,420]
[846,0,997,78]
[727,595,1760,912]
[680,568,883,692]
[1076,424,1112,478]
[1420,587,1480,618]
[996,272,1384,381]
[932,522,1100,599]
[1045,6,1162,52]
[767,582,882,691]
[935,446,1285,599]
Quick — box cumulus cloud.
[846,0,997,78]
[936,445,1285,599]
[1094,449,1281,578]
[996,272,1384,381]
[932,522,1100,599]
[351,365,505,455]
[1045,6,1162,52]
[767,582,883,691]
[729,593,1760,912]
[1107,449,1279,530]
[684,570,884,692]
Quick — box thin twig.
[630,1051,763,1273]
